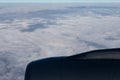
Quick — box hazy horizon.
[0,0,120,3]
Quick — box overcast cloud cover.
[0,3,120,80]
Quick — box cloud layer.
[0,3,120,80]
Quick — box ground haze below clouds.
[0,3,120,80]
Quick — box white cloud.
[0,3,120,80]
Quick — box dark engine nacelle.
[25,48,120,80]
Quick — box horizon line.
[0,2,120,3]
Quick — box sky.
[0,0,120,3]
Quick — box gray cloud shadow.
[20,23,48,32]
[77,37,108,48]
[104,36,118,41]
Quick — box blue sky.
[0,0,120,3]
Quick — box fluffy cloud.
[0,3,120,80]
